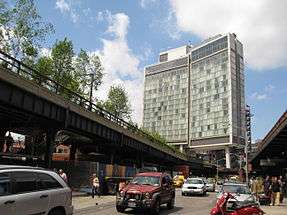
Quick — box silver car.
[217,182,259,210]
[0,165,73,215]
[205,178,215,192]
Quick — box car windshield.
[186,179,203,184]
[131,176,160,186]
[222,185,251,194]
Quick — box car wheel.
[116,205,126,213]
[181,192,185,196]
[167,197,175,209]
[48,208,64,215]
[151,199,160,215]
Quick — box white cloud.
[264,84,275,93]
[106,13,130,40]
[140,0,157,8]
[92,12,144,124]
[55,0,70,13]
[251,92,268,101]
[55,0,79,23]
[40,48,51,57]
[169,0,287,70]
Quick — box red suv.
[116,172,175,214]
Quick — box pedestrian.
[279,176,285,203]
[59,169,68,183]
[263,176,271,200]
[270,177,280,206]
[92,173,100,199]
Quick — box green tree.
[51,38,79,94]
[34,56,53,85]
[0,0,53,60]
[103,85,132,120]
[74,49,104,99]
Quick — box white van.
[0,165,73,215]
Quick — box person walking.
[270,177,280,206]
[279,176,285,203]
[92,173,100,199]
[59,169,68,183]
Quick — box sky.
[30,0,287,141]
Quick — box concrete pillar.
[225,147,231,169]
[179,144,184,153]
[44,130,56,169]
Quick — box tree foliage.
[103,85,132,120]
[0,0,54,60]
[74,49,104,98]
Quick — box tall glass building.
[143,33,245,168]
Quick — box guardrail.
[0,50,186,160]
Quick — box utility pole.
[89,74,94,109]
[245,105,252,184]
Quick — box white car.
[181,178,207,196]
[0,165,73,215]
[217,183,259,210]
[205,178,215,192]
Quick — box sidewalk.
[261,199,287,215]
[72,192,115,210]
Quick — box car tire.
[116,205,125,213]
[48,208,64,215]
[167,197,175,209]
[181,192,185,196]
[151,199,161,215]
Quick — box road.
[74,190,217,215]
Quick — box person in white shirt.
[92,173,100,198]
[59,169,68,183]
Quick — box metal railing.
[0,50,186,160]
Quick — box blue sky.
[32,0,287,141]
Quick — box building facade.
[143,33,246,168]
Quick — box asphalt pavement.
[74,189,217,215]
[73,190,287,215]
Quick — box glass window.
[0,173,11,196]
[37,173,62,190]
[12,172,37,194]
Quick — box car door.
[0,172,15,215]
[11,171,49,215]
[37,172,66,211]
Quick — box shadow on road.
[123,206,183,215]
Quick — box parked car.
[116,172,175,215]
[217,182,259,211]
[181,177,207,196]
[205,178,215,192]
[0,165,73,215]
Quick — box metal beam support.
[44,129,56,169]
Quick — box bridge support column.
[110,152,115,165]
[225,147,231,169]
[69,142,77,161]
[44,130,56,169]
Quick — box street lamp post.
[82,73,96,110]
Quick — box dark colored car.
[116,172,175,214]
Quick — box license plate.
[128,202,136,208]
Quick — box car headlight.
[119,190,125,197]
[144,192,152,199]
